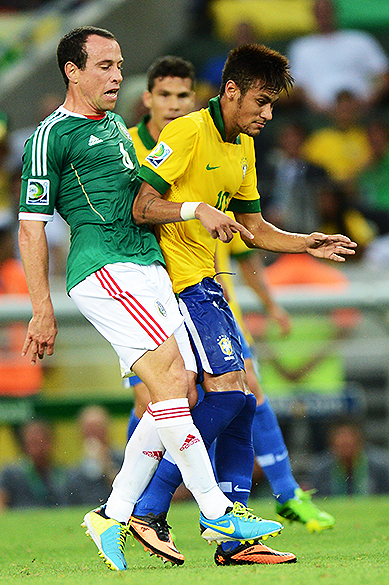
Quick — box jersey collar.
[137,114,157,150]
[208,96,241,145]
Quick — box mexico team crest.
[117,121,133,142]
[146,142,173,168]
[155,299,167,318]
[26,179,50,205]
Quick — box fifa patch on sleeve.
[145,141,173,168]
[26,178,50,205]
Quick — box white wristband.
[180,201,202,221]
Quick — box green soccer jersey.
[19,107,164,293]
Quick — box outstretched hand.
[306,233,357,262]
[196,203,253,243]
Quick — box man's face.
[73,34,123,114]
[229,81,279,139]
[143,76,195,133]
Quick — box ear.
[142,90,152,109]
[224,80,240,101]
[64,61,79,85]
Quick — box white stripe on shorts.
[178,296,213,373]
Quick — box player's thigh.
[132,333,189,402]
[70,261,184,378]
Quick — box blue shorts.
[178,277,245,378]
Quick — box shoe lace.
[117,523,128,552]
[230,502,262,523]
[148,514,171,542]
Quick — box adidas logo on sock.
[88,134,103,146]
[142,450,163,461]
[179,433,200,451]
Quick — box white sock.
[151,398,231,519]
[105,407,164,523]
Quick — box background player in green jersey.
[131,44,356,562]
[18,27,284,572]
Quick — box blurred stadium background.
[1,0,389,496]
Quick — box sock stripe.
[152,406,191,421]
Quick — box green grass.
[0,496,388,585]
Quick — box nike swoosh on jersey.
[234,486,251,492]
[206,163,220,170]
[201,520,236,534]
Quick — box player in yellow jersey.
[131,46,354,564]
[126,55,297,566]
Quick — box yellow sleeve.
[141,116,198,186]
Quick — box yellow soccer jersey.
[128,115,156,164]
[139,97,260,294]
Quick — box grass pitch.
[0,496,388,585]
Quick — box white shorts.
[70,262,196,377]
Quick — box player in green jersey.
[18,27,285,572]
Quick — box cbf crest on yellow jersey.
[139,97,261,294]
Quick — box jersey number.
[215,190,230,213]
[119,142,134,169]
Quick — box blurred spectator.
[302,90,371,184]
[66,406,123,506]
[0,1,48,11]
[353,118,389,236]
[0,112,12,228]
[316,180,376,256]
[0,223,43,396]
[0,419,68,509]
[287,0,389,114]
[198,21,258,90]
[310,420,389,496]
[257,121,328,234]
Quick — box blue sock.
[215,393,257,506]
[127,408,140,441]
[252,397,298,504]
[133,391,246,516]
[216,393,257,553]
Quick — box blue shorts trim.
[178,277,245,376]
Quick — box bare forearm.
[18,221,53,314]
[236,213,307,253]
[235,212,356,261]
[132,183,183,225]
[18,220,57,363]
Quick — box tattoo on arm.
[142,196,159,220]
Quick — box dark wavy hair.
[220,44,294,97]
